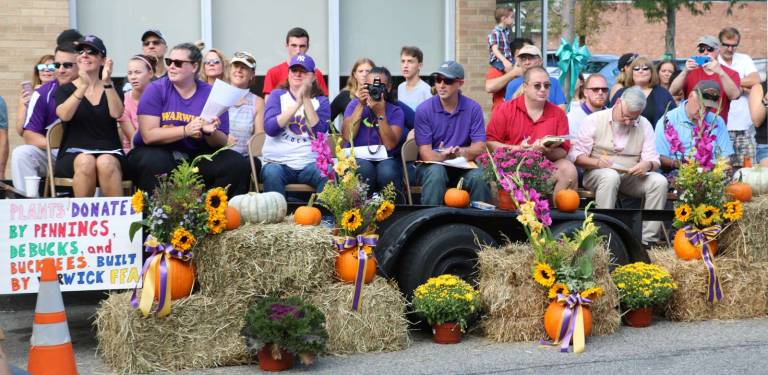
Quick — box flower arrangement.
[477,148,555,194]
[241,296,328,366]
[412,274,480,331]
[611,262,677,310]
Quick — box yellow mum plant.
[611,262,677,310]
[412,274,480,331]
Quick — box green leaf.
[129,221,145,242]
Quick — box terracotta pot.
[624,307,653,328]
[432,322,462,344]
[257,345,294,372]
[497,189,516,211]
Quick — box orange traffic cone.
[27,258,77,375]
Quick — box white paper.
[342,146,389,161]
[200,79,249,121]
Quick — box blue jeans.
[261,163,327,196]
[356,158,404,198]
[757,144,768,163]
[415,164,490,206]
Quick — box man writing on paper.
[414,61,490,205]
[342,67,405,196]
[487,66,577,196]
[570,87,667,246]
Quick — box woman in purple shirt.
[127,43,250,195]
[341,67,405,196]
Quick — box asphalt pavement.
[2,297,767,375]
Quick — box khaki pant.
[583,168,668,244]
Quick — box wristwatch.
[103,83,113,89]
[377,115,386,122]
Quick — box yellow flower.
[207,213,226,234]
[341,209,362,232]
[205,187,228,214]
[144,235,160,248]
[723,200,743,221]
[695,205,720,226]
[376,201,395,222]
[643,290,652,297]
[617,282,625,289]
[465,292,474,301]
[533,263,556,287]
[131,190,144,213]
[581,287,604,301]
[171,227,196,252]
[334,161,349,176]
[548,283,569,299]
[674,204,692,222]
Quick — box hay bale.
[478,242,620,343]
[307,278,411,355]
[195,221,337,301]
[649,248,768,321]
[719,196,768,262]
[95,292,249,374]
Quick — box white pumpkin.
[734,167,768,196]
[229,192,287,224]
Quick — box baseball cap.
[289,53,315,72]
[231,51,256,69]
[75,35,107,56]
[693,80,721,108]
[618,53,638,71]
[697,35,720,49]
[431,60,465,80]
[516,45,542,58]
[56,29,83,52]
[141,29,165,42]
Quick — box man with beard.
[567,74,610,137]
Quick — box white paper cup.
[24,176,41,197]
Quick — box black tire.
[396,223,497,299]
[550,220,629,268]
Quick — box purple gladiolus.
[664,120,685,157]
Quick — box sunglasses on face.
[697,45,716,53]
[164,58,194,68]
[203,58,221,66]
[37,64,56,72]
[633,66,651,72]
[720,42,738,49]
[586,87,609,94]
[433,76,457,85]
[700,92,720,102]
[528,82,551,91]
[53,62,75,69]
[143,40,164,47]
[78,48,100,56]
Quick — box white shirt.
[719,52,757,131]
[397,79,432,111]
[262,92,320,170]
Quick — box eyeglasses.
[164,58,195,68]
[143,40,164,47]
[528,81,551,91]
[618,101,640,126]
[697,45,716,53]
[78,48,100,56]
[53,62,75,69]
[433,76,459,85]
[586,87,609,94]
[632,66,651,72]
[720,42,739,49]
[37,64,56,72]
[203,58,221,66]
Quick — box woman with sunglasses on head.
[261,53,330,196]
[610,56,676,128]
[15,55,56,137]
[54,35,125,197]
[128,43,250,195]
[226,51,265,175]
[199,48,229,84]
[118,54,157,154]
[331,58,375,125]
[610,53,638,101]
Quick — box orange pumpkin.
[294,194,322,226]
[224,206,241,230]
[544,300,592,341]
[444,177,470,208]
[151,257,195,300]
[335,249,376,284]
[555,189,580,212]
[726,182,752,202]
[673,229,718,260]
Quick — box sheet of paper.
[342,146,389,161]
[419,157,477,169]
[200,79,249,121]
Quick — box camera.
[366,77,386,101]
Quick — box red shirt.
[487,95,570,151]
[682,66,740,124]
[485,67,506,111]
[262,61,329,96]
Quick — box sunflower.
[695,204,720,226]
[207,213,226,234]
[376,201,395,222]
[533,263,556,287]
[674,204,692,223]
[341,209,363,232]
[580,287,604,301]
[548,283,569,299]
[171,227,196,252]
[723,200,743,221]
[131,190,145,213]
[205,187,228,214]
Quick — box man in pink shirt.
[570,87,667,245]
[262,27,328,98]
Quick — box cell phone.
[691,56,711,66]
[21,81,32,95]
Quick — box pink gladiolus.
[664,120,685,157]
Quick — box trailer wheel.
[550,220,629,267]
[396,223,496,298]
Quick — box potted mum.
[611,262,677,327]
[241,296,328,372]
[412,274,480,344]
[476,148,555,210]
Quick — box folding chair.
[400,131,421,205]
[247,132,316,194]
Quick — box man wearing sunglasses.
[413,61,490,205]
[718,27,761,168]
[669,35,740,129]
[141,29,167,78]
[502,45,567,111]
[11,30,82,196]
[655,80,734,173]
[567,74,610,138]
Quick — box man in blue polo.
[413,60,490,205]
[503,45,566,110]
[655,80,734,172]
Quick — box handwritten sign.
[0,197,143,294]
